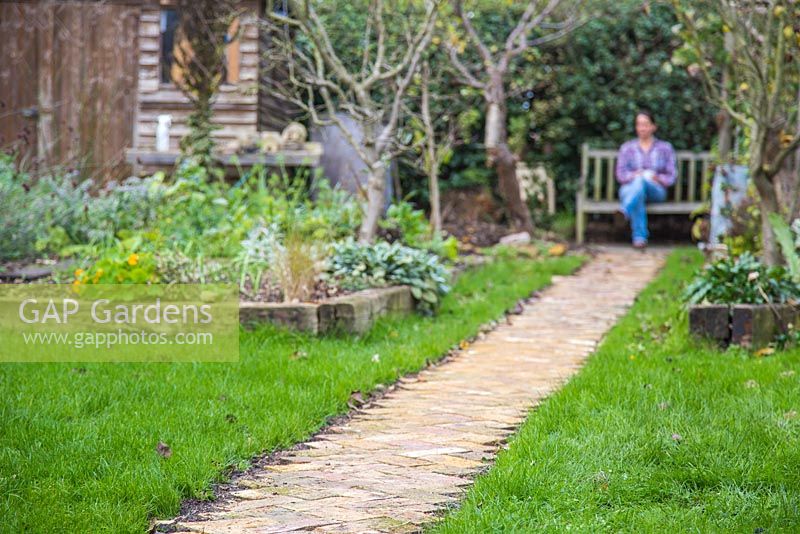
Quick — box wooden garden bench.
[575,143,713,244]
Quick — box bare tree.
[446,0,583,233]
[420,59,455,234]
[264,0,441,242]
[674,0,800,264]
[173,0,242,170]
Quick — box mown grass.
[0,254,583,533]
[434,249,800,533]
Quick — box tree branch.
[453,0,494,67]
[445,43,486,89]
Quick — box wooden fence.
[0,1,139,181]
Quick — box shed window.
[159,8,240,85]
[159,9,179,84]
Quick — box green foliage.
[0,154,41,260]
[769,213,800,284]
[530,0,715,207]
[722,194,762,257]
[234,224,283,298]
[154,249,231,284]
[398,0,714,213]
[380,201,459,260]
[0,154,164,261]
[683,252,800,304]
[1,150,364,297]
[328,239,452,313]
[73,233,160,285]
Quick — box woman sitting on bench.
[615,110,676,249]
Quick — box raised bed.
[240,285,414,334]
[689,303,799,349]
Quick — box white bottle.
[156,114,172,152]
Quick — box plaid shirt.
[615,138,677,187]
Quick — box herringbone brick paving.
[170,247,667,533]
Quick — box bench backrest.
[579,143,713,203]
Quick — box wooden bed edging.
[689,303,800,349]
[239,286,414,334]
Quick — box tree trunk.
[358,159,386,243]
[752,167,782,266]
[753,122,797,266]
[421,61,441,234]
[484,98,533,233]
[717,32,735,162]
[428,160,442,234]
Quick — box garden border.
[689,303,799,348]
[239,285,414,334]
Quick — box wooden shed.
[0,0,316,181]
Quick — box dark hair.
[635,109,656,126]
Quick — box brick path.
[171,247,667,534]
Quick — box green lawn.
[434,249,800,533]
[0,255,583,533]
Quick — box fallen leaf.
[784,410,798,420]
[658,402,670,411]
[744,379,759,389]
[459,340,470,350]
[348,391,365,409]
[290,350,308,360]
[593,470,609,490]
[156,441,172,458]
[755,347,775,357]
[547,243,567,257]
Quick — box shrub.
[0,153,165,261]
[379,201,459,260]
[683,252,800,305]
[234,224,283,299]
[327,239,451,312]
[0,154,42,260]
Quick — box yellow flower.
[127,253,139,266]
[739,82,749,92]
[74,268,84,278]
[72,279,82,287]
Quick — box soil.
[240,278,353,304]
[582,213,696,245]
[441,186,514,247]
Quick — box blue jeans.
[619,176,667,243]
